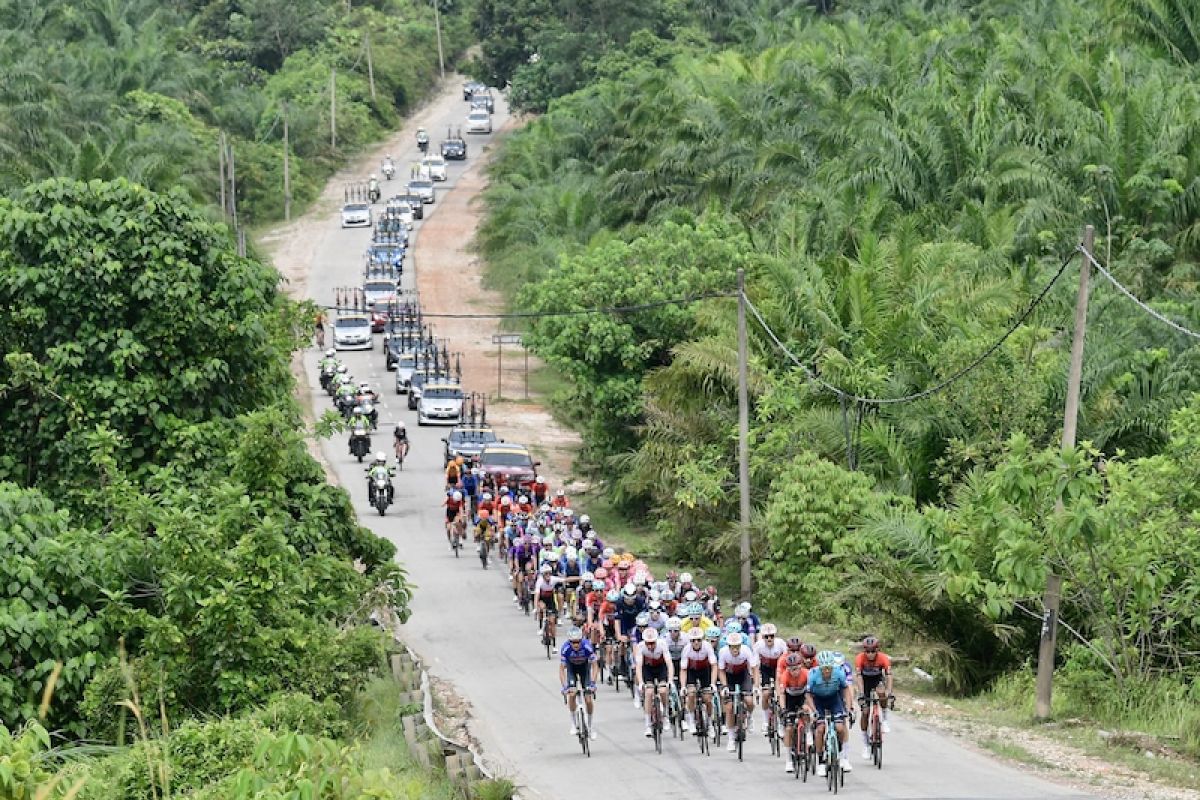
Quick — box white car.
[362,278,399,305]
[421,155,448,182]
[407,178,435,204]
[466,109,492,134]
[333,314,373,350]
[417,382,466,426]
[341,203,372,228]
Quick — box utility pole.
[365,34,377,102]
[1035,224,1094,720]
[217,131,227,219]
[736,268,752,599]
[330,67,337,150]
[432,0,446,79]
[282,102,291,222]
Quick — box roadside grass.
[979,736,1051,769]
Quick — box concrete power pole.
[433,0,446,79]
[736,268,752,599]
[282,102,291,222]
[1035,224,1094,720]
[330,68,337,150]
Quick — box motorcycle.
[319,363,338,392]
[417,135,429,154]
[349,432,372,462]
[360,400,378,429]
[382,161,395,180]
[370,473,392,516]
[368,182,381,203]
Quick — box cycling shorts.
[759,665,778,686]
[445,506,459,522]
[862,674,886,696]
[684,669,712,689]
[641,662,669,685]
[539,593,558,615]
[724,670,753,696]
[784,693,807,715]
[811,693,846,720]
[564,664,593,690]
[602,621,617,640]
[617,616,639,637]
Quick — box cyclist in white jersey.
[634,628,674,737]
[753,623,787,735]
[678,627,716,733]
[717,632,759,752]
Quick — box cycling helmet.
[540,563,552,573]
[724,619,741,634]
[862,636,880,652]
[688,628,705,641]
[581,571,593,581]
[662,590,675,602]
[591,580,604,591]
[735,602,751,618]
[563,509,574,518]
[482,492,492,501]
[666,617,682,631]
[761,623,778,636]
[580,513,590,524]
[786,637,803,651]
[566,548,578,561]
[622,584,637,598]
[684,590,698,603]
[816,651,837,667]
[705,585,716,597]
[679,572,693,584]
[648,589,661,602]
[643,628,658,643]
[785,653,803,668]
[727,632,744,647]
[500,495,511,505]
[648,600,662,612]
[606,590,620,602]
[452,490,462,501]
[635,612,650,626]
[594,567,608,579]
[396,420,405,429]
[540,503,550,512]
[686,603,703,618]
[555,489,565,497]
[624,551,636,562]
[617,562,630,571]
[568,627,584,642]
[352,407,363,416]
[518,495,529,504]
[602,547,615,560]
[581,538,594,549]
[336,364,348,373]
[704,627,721,641]
[324,348,335,357]
[535,476,546,484]
[800,643,817,658]
[833,652,846,667]
[666,570,679,581]
[634,573,648,586]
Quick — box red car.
[477,443,540,492]
[369,296,399,333]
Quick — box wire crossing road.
[296,79,1097,800]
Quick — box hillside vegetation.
[0,0,478,795]
[478,0,1200,752]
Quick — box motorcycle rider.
[365,452,395,505]
[348,408,371,455]
[416,127,429,152]
[318,349,339,389]
[382,155,395,180]
[336,379,358,416]
[368,174,380,202]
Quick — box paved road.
[297,80,1096,800]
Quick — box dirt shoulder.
[408,117,582,487]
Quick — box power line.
[744,251,1076,406]
[322,292,736,319]
[1077,245,1200,340]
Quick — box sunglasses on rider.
[763,635,775,639]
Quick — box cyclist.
[392,420,409,463]
[717,631,758,752]
[599,589,620,680]
[635,628,674,737]
[754,623,786,734]
[679,628,717,733]
[532,475,548,505]
[445,455,463,488]
[776,637,804,684]
[559,627,598,740]
[777,653,811,773]
[663,617,686,690]
[836,651,856,709]
[646,600,668,632]
[680,602,715,635]
[551,488,569,508]
[535,563,563,635]
[734,602,761,642]
[855,635,893,760]
[443,490,464,543]
[804,651,854,777]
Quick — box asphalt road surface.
[299,80,1097,800]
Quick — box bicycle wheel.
[653,695,663,754]
[696,704,708,755]
[578,707,590,758]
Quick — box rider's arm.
[634,645,644,685]
[665,652,675,683]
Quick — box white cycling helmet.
[581,571,594,582]
[540,503,551,512]
[396,420,405,429]
[580,514,590,524]
[602,547,615,560]
[735,603,751,618]
[666,617,683,632]
[452,490,462,500]
[540,564,552,574]
[518,495,529,504]
[727,632,744,647]
[680,572,693,584]
[761,623,778,636]
[688,628,705,642]
[324,348,335,357]
[643,628,659,643]
[482,492,493,501]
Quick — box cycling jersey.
[560,640,597,668]
[614,596,646,635]
[680,616,715,634]
[637,640,670,667]
[806,667,848,698]
[662,632,687,661]
[717,646,758,675]
[855,652,892,678]
[681,642,716,687]
[739,613,762,639]
[778,666,810,696]
[754,637,786,683]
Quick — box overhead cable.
[744,251,1076,406]
[1077,245,1200,340]
[322,291,736,319]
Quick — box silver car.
[407,178,435,204]
[421,155,448,182]
[333,314,373,350]
[466,109,492,135]
[362,278,398,305]
[341,203,372,228]
[417,382,466,426]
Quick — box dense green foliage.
[0,181,406,751]
[0,0,471,222]
[479,0,1200,738]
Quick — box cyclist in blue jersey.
[804,650,854,776]
[560,627,598,739]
